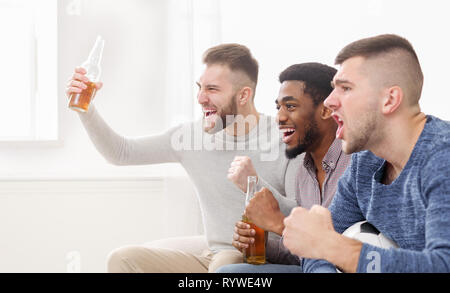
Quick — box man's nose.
[324,90,340,111]
[276,107,288,124]
[197,90,208,105]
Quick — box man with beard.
[65,43,301,273]
[217,63,351,272]
[283,34,450,273]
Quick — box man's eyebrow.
[283,96,297,102]
[332,79,355,87]
[275,96,296,104]
[197,83,220,89]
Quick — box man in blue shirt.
[283,34,450,273]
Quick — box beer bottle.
[68,35,104,112]
[242,176,266,264]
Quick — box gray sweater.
[78,106,300,252]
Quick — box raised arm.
[66,67,180,166]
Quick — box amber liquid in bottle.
[68,36,104,113]
[68,81,97,112]
[242,215,266,265]
[242,176,266,265]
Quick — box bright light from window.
[0,1,33,139]
[0,0,57,142]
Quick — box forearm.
[257,177,297,216]
[317,233,450,273]
[78,106,129,165]
[323,232,362,273]
[356,244,450,273]
[78,105,179,165]
[269,215,285,236]
[300,232,362,273]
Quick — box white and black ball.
[342,220,398,249]
[336,221,398,273]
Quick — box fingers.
[68,80,87,90]
[232,156,250,162]
[65,67,103,98]
[65,69,89,97]
[65,79,86,97]
[236,221,250,229]
[232,221,255,251]
[75,66,87,74]
[71,72,90,84]
[232,232,255,250]
[283,206,306,227]
[310,204,329,215]
[235,222,255,236]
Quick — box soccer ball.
[342,221,398,249]
[336,221,398,273]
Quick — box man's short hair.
[202,43,259,89]
[279,62,337,106]
[335,34,424,104]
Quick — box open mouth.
[332,114,344,139]
[203,108,218,129]
[280,127,296,144]
[203,109,217,118]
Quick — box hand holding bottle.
[232,221,255,252]
[241,176,266,264]
[244,187,286,236]
[66,36,104,112]
[66,66,103,99]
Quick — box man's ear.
[238,87,253,106]
[382,86,403,115]
[319,103,333,120]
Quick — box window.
[0,0,57,141]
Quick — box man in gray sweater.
[65,43,300,272]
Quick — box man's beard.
[205,94,238,134]
[342,111,379,154]
[285,119,320,159]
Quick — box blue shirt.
[303,115,450,273]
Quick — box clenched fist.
[282,205,362,273]
[282,205,335,259]
[227,156,257,193]
[245,187,285,235]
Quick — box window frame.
[0,0,58,143]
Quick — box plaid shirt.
[267,139,352,265]
[296,139,351,208]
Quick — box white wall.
[220,0,450,120]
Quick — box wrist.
[324,231,362,273]
[271,214,285,236]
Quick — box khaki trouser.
[107,235,243,273]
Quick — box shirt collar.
[302,139,344,173]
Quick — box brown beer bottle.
[68,36,104,112]
[242,176,266,265]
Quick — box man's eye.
[276,104,281,110]
[343,86,351,92]
[286,104,296,110]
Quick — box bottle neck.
[88,56,101,65]
[245,176,257,207]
